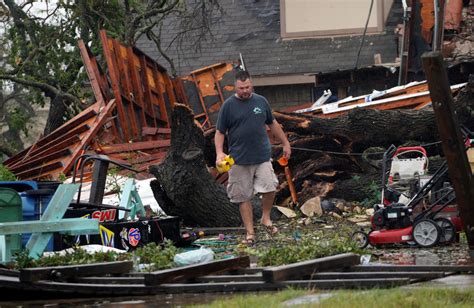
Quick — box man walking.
[215,70,291,244]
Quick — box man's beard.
[239,92,252,100]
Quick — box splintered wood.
[4,30,236,181]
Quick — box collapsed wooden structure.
[3,29,473,229]
[3,30,236,180]
[3,27,469,183]
[1,253,474,299]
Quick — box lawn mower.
[352,145,464,249]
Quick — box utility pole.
[422,51,474,259]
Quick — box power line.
[273,141,442,157]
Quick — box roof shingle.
[137,0,401,77]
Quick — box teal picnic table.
[0,183,99,262]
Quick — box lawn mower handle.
[392,146,427,158]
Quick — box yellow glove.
[217,155,235,173]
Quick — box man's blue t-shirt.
[216,93,274,165]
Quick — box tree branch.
[0,74,81,105]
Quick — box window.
[280,0,393,39]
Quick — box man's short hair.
[235,70,251,82]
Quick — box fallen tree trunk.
[148,104,279,227]
[270,82,473,205]
[151,82,473,225]
[149,104,241,227]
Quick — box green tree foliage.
[0,0,221,157]
[0,164,17,181]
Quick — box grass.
[11,240,178,271]
[239,219,366,267]
[192,289,307,308]
[196,287,474,308]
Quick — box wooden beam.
[34,108,97,148]
[422,51,474,259]
[195,274,263,283]
[15,161,64,179]
[112,39,139,140]
[25,125,88,159]
[99,139,170,154]
[139,56,158,128]
[0,268,19,277]
[62,100,117,176]
[262,253,360,283]
[142,127,171,136]
[126,46,148,139]
[350,264,474,272]
[100,30,129,141]
[152,63,171,127]
[76,276,144,284]
[159,278,409,293]
[19,261,133,283]
[78,40,105,104]
[144,256,250,285]
[308,271,445,280]
[9,148,71,173]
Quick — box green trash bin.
[0,188,23,262]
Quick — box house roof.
[137,0,402,78]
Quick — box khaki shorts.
[227,161,279,203]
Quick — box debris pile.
[3,30,237,181]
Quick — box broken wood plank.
[33,107,97,149]
[15,161,64,180]
[126,46,147,136]
[0,275,410,296]
[100,30,129,142]
[99,139,170,154]
[19,261,133,283]
[139,55,158,128]
[151,62,171,126]
[24,126,87,161]
[228,267,265,275]
[0,268,19,277]
[144,256,250,286]
[309,271,445,280]
[111,38,139,140]
[350,265,474,272]
[9,148,71,174]
[159,278,409,293]
[76,276,144,284]
[142,127,171,136]
[262,253,360,283]
[78,40,106,104]
[62,99,117,175]
[195,273,263,283]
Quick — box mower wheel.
[413,219,441,247]
[351,231,369,249]
[434,217,456,244]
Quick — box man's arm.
[268,119,291,159]
[214,129,227,165]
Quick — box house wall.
[281,0,393,39]
[254,84,315,110]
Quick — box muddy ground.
[189,215,473,267]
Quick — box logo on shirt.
[253,107,262,115]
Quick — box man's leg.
[239,200,254,240]
[261,191,275,226]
